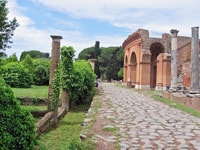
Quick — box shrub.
[21,54,34,73]
[61,46,95,105]
[32,58,50,85]
[0,62,32,88]
[0,77,36,149]
[70,60,95,104]
[118,68,123,79]
[33,65,48,85]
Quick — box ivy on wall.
[51,69,60,111]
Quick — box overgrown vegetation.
[0,62,32,88]
[0,77,36,149]
[51,69,60,111]
[0,55,50,87]
[71,60,95,104]
[61,46,96,106]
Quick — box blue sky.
[7,0,200,58]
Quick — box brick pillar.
[88,59,97,72]
[190,27,200,93]
[47,35,63,111]
[170,29,179,91]
[156,53,171,91]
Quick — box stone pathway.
[97,82,200,150]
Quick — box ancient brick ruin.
[122,28,200,91]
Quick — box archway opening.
[150,43,164,88]
[130,52,137,84]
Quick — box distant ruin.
[122,28,200,92]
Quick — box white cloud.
[6,0,200,59]
[32,0,200,35]
[6,0,85,58]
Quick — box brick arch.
[149,42,165,88]
[130,52,137,83]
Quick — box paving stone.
[97,83,200,148]
[119,142,129,148]
[129,138,140,144]
[141,143,154,149]
[103,125,115,130]
[177,144,190,149]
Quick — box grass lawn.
[21,105,47,111]
[12,85,48,98]
[37,102,95,150]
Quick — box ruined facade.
[122,28,199,90]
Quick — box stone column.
[48,35,63,127]
[47,35,63,111]
[170,29,179,91]
[190,27,199,93]
[88,58,97,72]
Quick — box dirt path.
[81,85,118,150]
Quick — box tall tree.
[0,0,19,51]
[78,46,95,60]
[20,50,49,61]
[98,47,124,81]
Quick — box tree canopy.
[20,50,49,61]
[98,46,123,81]
[0,0,19,51]
[78,43,124,81]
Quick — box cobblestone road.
[101,83,200,150]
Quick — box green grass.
[21,105,47,111]
[12,85,48,98]
[103,126,119,132]
[149,92,200,118]
[37,102,95,150]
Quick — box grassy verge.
[21,105,47,111]
[148,91,200,118]
[37,102,94,150]
[12,85,48,98]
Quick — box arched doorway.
[130,52,137,84]
[150,43,164,88]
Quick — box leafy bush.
[0,62,32,88]
[61,46,95,105]
[0,77,36,149]
[33,65,49,85]
[0,53,18,67]
[32,58,50,85]
[118,68,123,79]
[70,60,95,104]
[21,54,34,73]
